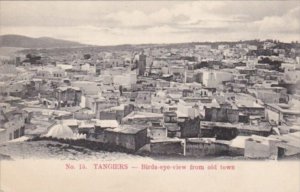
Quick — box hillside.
[0,35,86,49]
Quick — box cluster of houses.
[1,40,300,159]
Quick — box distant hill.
[0,35,86,48]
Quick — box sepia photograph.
[0,1,299,192]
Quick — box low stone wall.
[150,141,185,156]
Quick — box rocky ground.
[2,140,294,161]
[0,140,151,161]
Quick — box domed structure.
[45,123,75,139]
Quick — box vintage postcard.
[0,1,299,192]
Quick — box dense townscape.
[1,37,300,160]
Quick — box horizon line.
[1,33,299,47]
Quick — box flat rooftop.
[105,124,147,134]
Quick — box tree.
[26,54,32,59]
[119,85,123,96]
[84,54,91,60]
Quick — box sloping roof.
[105,124,147,134]
[151,137,184,143]
[123,111,163,121]
[57,86,81,91]
[187,137,216,143]
[269,133,300,149]
[230,136,251,149]
[78,121,94,129]
[93,119,119,128]
[61,119,78,127]
[108,104,125,111]
[265,103,300,115]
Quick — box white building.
[202,70,233,88]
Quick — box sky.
[0,1,299,45]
